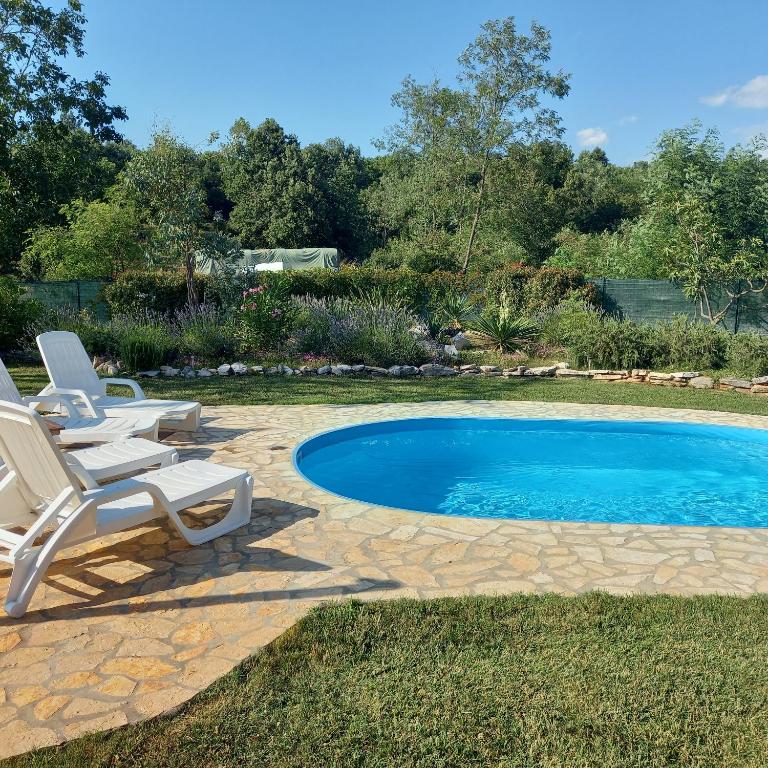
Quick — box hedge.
[103,265,598,317]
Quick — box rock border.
[89,357,768,397]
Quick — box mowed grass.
[9,364,768,415]
[12,594,768,768]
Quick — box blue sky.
[58,0,768,165]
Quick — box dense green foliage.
[13,594,768,768]
[2,5,766,308]
[0,276,42,351]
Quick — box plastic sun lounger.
[64,438,178,485]
[0,402,253,617]
[36,331,202,432]
[0,356,158,445]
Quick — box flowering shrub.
[292,295,431,367]
[237,281,294,353]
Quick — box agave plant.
[468,312,540,352]
[429,290,480,332]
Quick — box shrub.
[727,333,768,377]
[118,323,174,371]
[236,278,295,354]
[292,295,430,367]
[652,316,729,371]
[0,276,43,353]
[103,271,211,315]
[25,306,118,357]
[173,304,237,364]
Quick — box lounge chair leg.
[168,474,254,546]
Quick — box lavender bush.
[292,295,431,367]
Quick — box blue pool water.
[293,417,768,527]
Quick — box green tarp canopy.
[198,248,339,273]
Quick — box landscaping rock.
[277,364,294,375]
[504,366,527,376]
[250,366,264,374]
[197,368,213,377]
[298,366,317,375]
[364,366,389,376]
[317,365,332,375]
[479,365,500,373]
[351,364,366,373]
[555,368,591,378]
[443,345,459,358]
[460,364,479,372]
[231,362,248,375]
[752,376,768,385]
[631,369,649,378]
[751,384,768,394]
[648,372,673,380]
[137,370,159,378]
[592,373,625,381]
[388,365,419,377]
[451,332,472,351]
[671,371,700,380]
[217,364,231,376]
[419,363,457,377]
[160,366,180,377]
[181,365,196,378]
[525,365,558,377]
[332,364,352,375]
[554,362,569,370]
[689,376,714,389]
[719,377,752,390]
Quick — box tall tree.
[220,118,320,248]
[0,0,126,269]
[122,131,237,307]
[376,18,569,271]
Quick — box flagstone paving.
[2,399,768,758]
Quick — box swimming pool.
[293,417,768,527]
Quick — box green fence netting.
[19,278,768,334]
[591,279,768,334]
[22,280,109,320]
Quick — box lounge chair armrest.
[101,378,145,400]
[41,387,102,418]
[84,478,170,507]
[22,392,78,417]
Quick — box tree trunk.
[185,249,198,308]
[461,154,490,272]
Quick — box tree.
[375,18,569,271]
[0,123,132,267]
[456,19,569,270]
[122,131,238,307]
[0,0,127,270]
[647,125,768,323]
[562,148,644,234]
[220,118,320,247]
[20,194,143,280]
[303,138,373,260]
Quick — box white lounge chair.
[64,438,178,486]
[36,331,202,431]
[0,357,158,445]
[0,402,253,617]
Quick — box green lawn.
[12,594,768,768]
[9,364,768,415]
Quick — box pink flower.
[271,308,283,317]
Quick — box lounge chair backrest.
[37,331,102,396]
[0,358,23,405]
[0,401,80,512]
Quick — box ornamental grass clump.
[292,295,430,367]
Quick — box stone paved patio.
[2,399,768,759]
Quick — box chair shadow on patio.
[0,497,400,624]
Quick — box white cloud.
[618,115,638,125]
[702,74,768,108]
[576,127,608,148]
